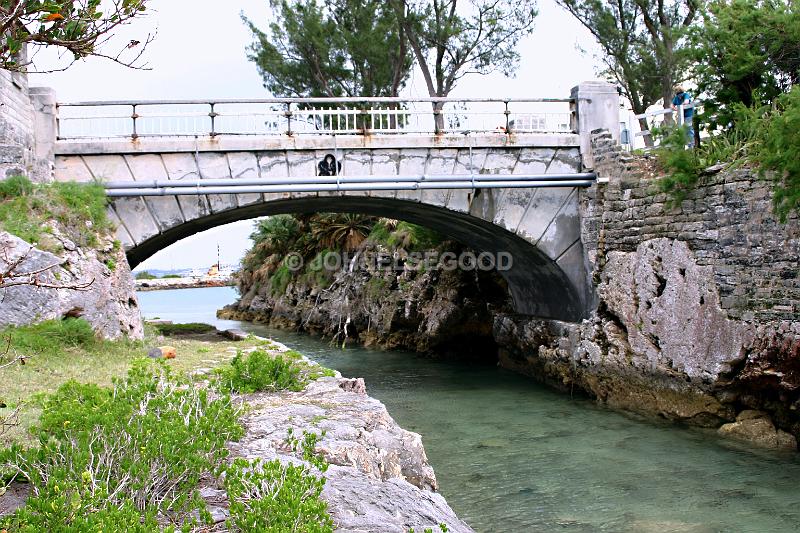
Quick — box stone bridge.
[3,78,621,322]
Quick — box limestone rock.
[225,374,473,532]
[718,413,797,451]
[0,231,142,339]
[230,377,439,491]
[599,238,752,383]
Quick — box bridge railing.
[55,97,574,140]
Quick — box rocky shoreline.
[207,338,473,532]
[135,276,233,291]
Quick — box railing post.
[209,103,218,137]
[504,101,510,133]
[28,86,57,182]
[360,106,370,136]
[131,104,138,139]
[285,102,293,136]
[570,81,620,169]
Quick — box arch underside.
[123,196,589,322]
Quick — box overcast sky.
[30,0,601,271]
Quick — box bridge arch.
[116,192,591,322]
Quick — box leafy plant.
[747,86,800,221]
[215,350,304,394]
[655,125,701,205]
[310,213,376,252]
[134,270,157,280]
[223,456,333,533]
[1,359,244,530]
[1,0,153,72]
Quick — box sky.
[29,0,602,271]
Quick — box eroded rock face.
[0,231,143,339]
[228,375,473,533]
[599,238,752,383]
[494,236,799,450]
[220,242,508,359]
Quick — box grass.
[0,320,265,446]
[0,320,339,530]
[0,175,112,250]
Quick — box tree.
[690,0,800,128]
[0,0,153,72]
[390,0,537,130]
[558,0,699,142]
[244,0,412,98]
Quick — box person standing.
[671,85,695,148]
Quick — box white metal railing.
[55,97,574,140]
[621,101,700,149]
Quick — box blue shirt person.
[671,85,695,148]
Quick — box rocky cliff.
[220,240,510,359]
[0,229,143,339]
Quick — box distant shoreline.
[135,276,234,291]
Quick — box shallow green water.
[138,287,800,532]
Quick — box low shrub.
[135,270,157,280]
[153,322,217,336]
[1,359,243,530]
[215,350,304,393]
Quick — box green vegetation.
[0,320,337,530]
[1,0,153,73]
[270,263,294,296]
[690,0,800,129]
[237,213,445,299]
[1,360,242,531]
[0,320,252,444]
[135,271,158,280]
[558,0,698,146]
[224,456,333,532]
[161,274,182,279]
[628,0,800,219]
[244,0,411,99]
[152,322,217,336]
[0,176,112,249]
[215,350,304,393]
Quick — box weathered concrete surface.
[0,230,143,339]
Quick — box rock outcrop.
[0,230,142,339]
[220,242,509,359]
[493,133,800,451]
[227,375,472,532]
